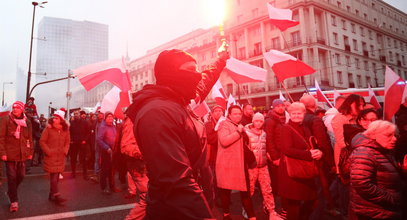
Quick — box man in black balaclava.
[127,42,228,220]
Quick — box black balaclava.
[154,49,202,102]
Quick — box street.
[0,164,270,220]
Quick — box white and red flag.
[73,57,131,92]
[267,3,299,31]
[190,100,210,118]
[384,66,406,121]
[315,79,333,108]
[333,89,341,106]
[211,80,227,109]
[225,57,267,84]
[367,84,381,110]
[100,86,131,120]
[264,50,315,82]
[279,90,286,101]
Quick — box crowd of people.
[0,45,406,220]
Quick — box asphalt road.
[0,164,271,220]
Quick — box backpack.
[338,145,353,185]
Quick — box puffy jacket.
[349,133,404,219]
[245,124,267,168]
[97,122,117,151]
[264,111,285,160]
[40,126,70,173]
[0,115,33,161]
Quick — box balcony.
[397,60,402,66]
[379,56,386,62]
[363,50,369,57]
[344,44,351,52]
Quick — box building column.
[309,6,317,43]
[244,27,249,59]
[298,7,307,45]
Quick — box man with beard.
[127,43,228,219]
[241,103,254,126]
[264,99,286,216]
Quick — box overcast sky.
[0,0,406,105]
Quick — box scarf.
[10,113,27,139]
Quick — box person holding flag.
[127,42,229,219]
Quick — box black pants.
[219,188,255,218]
[282,197,315,220]
[49,173,59,196]
[100,150,114,190]
[5,161,26,203]
[70,142,89,176]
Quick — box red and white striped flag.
[384,66,406,121]
[279,90,286,101]
[315,79,333,108]
[225,57,267,84]
[267,3,299,31]
[73,57,131,92]
[368,84,381,110]
[211,80,227,109]
[190,100,210,118]
[264,50,315,82]
[333,89,341,106]
[100,86,131,119]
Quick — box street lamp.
[2,82,13,106]
[26,1,47,102]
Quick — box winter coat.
[332,113,356,173]
[264,111,285,161]
[204,117,218,168]
[278,121,317,201]
[216,119,247,191]
[120,117,142,159]
[349,133,404,219]
[97,122,117,151]
[0,115,33,161]
[245,124,267,168]
[40,126,70,173]
[303,109,335,168]
[241,114,252,126]
[69,118,90,143]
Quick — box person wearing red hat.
[126,42,229,219]
[0,101,33,212]
[40,109,70,204]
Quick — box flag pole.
[278,79,294,103]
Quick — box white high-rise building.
[34,16,109,115]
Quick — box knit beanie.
[252,112,264,122]
[272,99,284,108]
[12,101,25,110]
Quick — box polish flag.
[100,86,131,119]
[267,3,299,31]
[333,89,341,106]
[384,66,406,121]
[73,57,131,92]
[279,90,286,101]
[315,79,333,108]
[264,50,315,82]
[225,57,267,84]
[211,80,227,109]
[190,100,210,118]
[368,84,381,110]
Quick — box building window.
[360,27,365,36]
[253,42,262,56]
[333,32,338,44]
[239,47,246,59]
[388,37,391,47]
[366,76,371,85]
[363,13,367,20]
[335,53,341,64]
[338,71,343,84]
[272,37,281,49]
[370,45,375,56]
[291,31,301,46]
[389,51,393,61]
[345,56,351,66]
[357,75,362,87]
[353,39,358,51]
[374,18,377,24]
[337,1,342,8]
[355,9,359,16]
[364,60,369,70]
[368,30,372,39]
[351,23,356,33]
[355,58,360,69]
[341,19,346,30]
[252,8,258,17]
[402,55,406,65]
[348,73,355,87]
[331,15,337,26]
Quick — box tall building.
[129,0,407,110]
[34,16,109,114]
